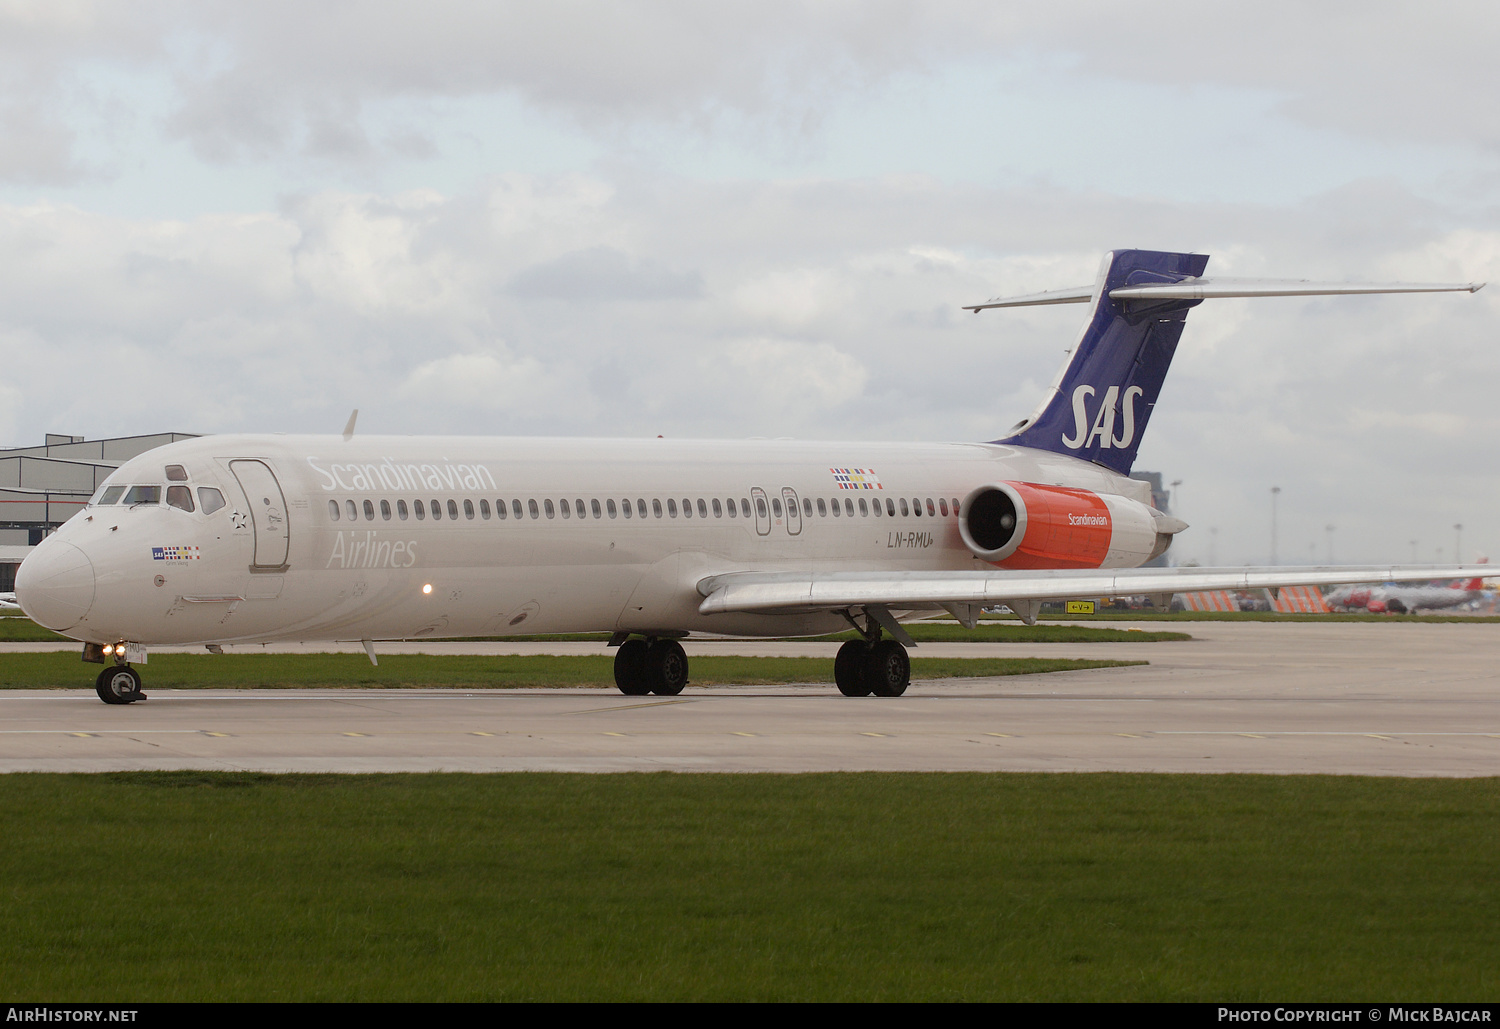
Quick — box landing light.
[422,584,433,595]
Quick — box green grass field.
[1,771,1497,1001]
[0,613,1190,643]
[0,651,1142,689]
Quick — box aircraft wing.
[697,564,1495,616]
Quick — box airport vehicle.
[13,249,1490,704]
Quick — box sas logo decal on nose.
[1060,385,1145,450]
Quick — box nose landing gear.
[95,665,146,705]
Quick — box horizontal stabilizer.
[965,276,1484,311]
[697,564,1496,617]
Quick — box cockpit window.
[124,486,161,506]
[198,488,225,515]
[166,486,195,512]
[98,486,126,506]
[165,465,188,482]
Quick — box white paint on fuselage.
[27,433,1151,647]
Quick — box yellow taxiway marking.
[471,732,495,737]
[1115,733,1142,738]
[1365,734,1395,741]
[1240,733,1267,739]
[731,732,756,737]
[860,732,887,737]
[69,732,93,738]
[985,733,1013,738]
[202,732,230,737]
[342,732,368,737]
[603,732,627,737]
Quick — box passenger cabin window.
[697,499,707,518]
[817,498,826,516]
[448,500,460,519]
[755,497,767,518]
[480,499,491,519]
[771,498,782,517]
[872,498,882,517]
[463,499,475,520]
[166,486,194,512]
[99,485,126,506]
[345,499,357,520]
[830,499,840,517]
[560,499,570,519]
[198,488,226,514]
[741,498,751,518]
[667,499,677,517]
[544,500,555,519]
[364,499,375,520]
[653,499,663,518]
[398,500,409,520]
[528,500,539,519]
[926,498,936,516]
[124,486,161,506]
[899,498,909,516]
[712,499,722,518]
[432,499,443,520]
[859,498,868,516]
[592,499,603,519]
[415,500,426,520]
[620,499,631,519]
[381,500,392,520]
[494,499,506,520]
[939,499,949,516]
[165,465,188,482]
[845,498,854,516]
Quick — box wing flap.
[697,566,1494,615]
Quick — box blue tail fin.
[996,249,1209,475]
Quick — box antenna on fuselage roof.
[343,409,358,442]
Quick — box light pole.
[1455,523,1464,564]
[1326,524,1335,564]
[1170,479,1183,516]
[1270,486,1281,564]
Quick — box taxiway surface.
[3,621,1498,775]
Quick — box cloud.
[507,246,702,302]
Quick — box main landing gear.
[95,665,146,705]
[834,638,910,697]
[613,637,689,696]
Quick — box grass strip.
[1,771,1497,1001]
[0,616,1188,643]
[0,651,1142,689]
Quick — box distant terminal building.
[0,431,196,591]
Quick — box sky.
[0,0,1497,566]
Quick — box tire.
[863,640,910,697]
[644,639,689,696]
[614,639,651,695]
[96,666,143,705]
[835,640,872,696]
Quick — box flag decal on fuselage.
[831,468,882,490]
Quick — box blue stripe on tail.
[996,249,1209,475]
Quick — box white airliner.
[12,249,1489,705]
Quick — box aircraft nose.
[15,540,95,632]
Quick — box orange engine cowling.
[958,481,1168,569]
